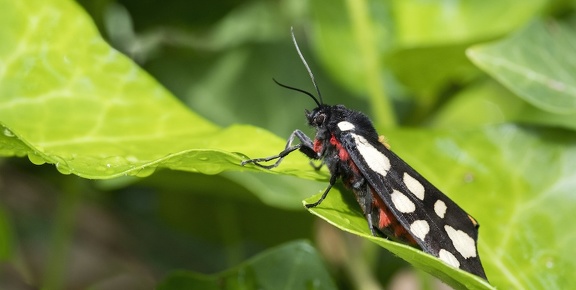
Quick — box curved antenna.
[290,27,323,105]
[273,78,321,107]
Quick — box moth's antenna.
[291,27,323,105]
[273,78,321,107]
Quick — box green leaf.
[157,240,337,290]
[385,0,543,103]
[223,172,329,210]
[386,43,481,103]
[0,0,320,182]
[431,80,576,131]
[468,19,576,114]
[305,125,576,289]
[392,0,545,47]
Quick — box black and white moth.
[241,30,487,280]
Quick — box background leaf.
[431,80,576,130]
[158,240,337,290]
[391,0,546,46]
[468,19,576,114]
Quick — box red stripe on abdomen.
[371,188,417,245]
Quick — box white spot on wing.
[351,133,391,177]
[409,220,429,241]
[338,121,355,131]
[403,173,425,200]
[434,200,447,218]
[439,249,460,268]
[444,225,477,258]
[391,190,416,213]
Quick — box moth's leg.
[309,160,324,171]
[304,172,338,208]
[241,130,316,169]
[353,184,379,236]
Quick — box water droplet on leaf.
[28,152,46,165]
[53,156,72,175]
[3,128,14,137]
[132,166,155,177]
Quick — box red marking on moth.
[348,159,360,174]
[371,188,417,245]
[373,191,392,229]
[313,139,322,153]
[330,135,349,161]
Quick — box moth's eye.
[315,114,325,126]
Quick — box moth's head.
[305,105,331,128]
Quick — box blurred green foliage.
[1,0,576,289]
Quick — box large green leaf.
[305,125,575,289]
[0,0,319,181]
[468,19,576,114]
[157,240,336,290]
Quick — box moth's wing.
[339,131,487,279]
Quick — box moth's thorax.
[307,104,379,142]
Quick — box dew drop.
[53,156,72,175]
[3,128,14,137]
[55,162,72,175]
[131,166,156,178]
[28,152,46,165]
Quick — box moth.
[242,29,487,280]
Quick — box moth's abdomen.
[370,187,418,246]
